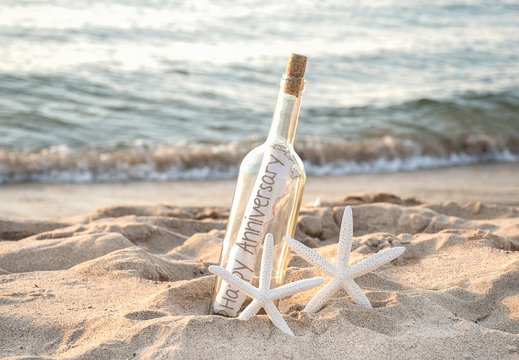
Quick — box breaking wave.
[1,133,518,183]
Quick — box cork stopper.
[283,53,307,96]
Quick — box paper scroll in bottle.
[213,144,296,316]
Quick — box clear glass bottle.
[211,54,307,317]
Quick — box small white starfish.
[209,233,324,336]
[284,206,405,313]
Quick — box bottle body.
[211,72,307,317]
[212,142,306,316]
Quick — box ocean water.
[1,0,518,183]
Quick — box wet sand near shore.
[1,162,518,218]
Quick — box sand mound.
[1,193,519,359]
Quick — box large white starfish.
[284,206,405,313]
[209,233,324,336]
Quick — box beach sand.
[1,174,519,358]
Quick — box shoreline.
[1,162,518,218]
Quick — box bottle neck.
[266,76,305,145]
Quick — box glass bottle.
[211,54,307,317]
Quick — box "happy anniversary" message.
[213,145,294,316]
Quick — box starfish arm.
[303,278,341,313]
[269,277,324,300]
[349,247,405,279]
[238,299,263,320]
[336,206,354,268]
[259,233,274,291]
[342,279,372,308]
[264,301,294,336]
[208,265,259,298]
[283,236,336,276]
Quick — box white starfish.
[209,233,324,336]
[284,206,405,313]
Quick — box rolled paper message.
[213,143,295,316]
